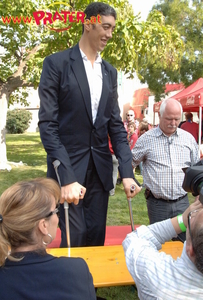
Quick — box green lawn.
[0,133,194,300]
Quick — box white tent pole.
[153,111,155,126]
[198,106,202,154]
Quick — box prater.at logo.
[1,2,102,32]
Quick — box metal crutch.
[53,160,71,249]
[127,182,142,231]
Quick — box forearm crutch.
[53,160,71,248]
[127,181,142,231]
[128,185,136,231]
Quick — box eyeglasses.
[45,203,60,219]
[188,208,203,247]
[127,114,133,117]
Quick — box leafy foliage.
[0,0,184,102]
[152,0,203,89]
[6,109,32,133]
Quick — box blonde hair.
[0,178,60,266]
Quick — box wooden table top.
[47,241,183,288]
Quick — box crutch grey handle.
[53,160,83,196]
[53,160,61,186]
[127,184,136,231]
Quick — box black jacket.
[0,251,96,300]
[38,44,133,190]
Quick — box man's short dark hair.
[192,225,203,274]
[127,121,136,130]
[84,2,117,20]
[82,2,116,33]
[185,112,193,121]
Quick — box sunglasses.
[45,203,60,218]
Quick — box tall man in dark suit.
[38,2,140,248]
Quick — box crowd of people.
[1,2,203,300]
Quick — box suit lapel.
[70,44,93,125]
[70,45,110,128]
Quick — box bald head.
[159,98,182,136]
[159,98,183,117]
[126,109,135,122]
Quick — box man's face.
[159,104,181,136]
[126,110,134,122]
[88,15,116,52]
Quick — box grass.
[0,133,194,300]
[0,133,47,192]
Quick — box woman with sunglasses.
[0,178,96,300]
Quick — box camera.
[182,159,203,204]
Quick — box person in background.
[124,109,135,132]
[123,198,203,299]
[127,121,138,150]
[0,178,96,300]
[132,98,199,242]
[108,137,119,196]
[116,110,137,185]
[137,120,149,176]
[138,120,149,137]
[180,112,199,143]
[38,2,140,249]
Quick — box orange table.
[47,241,183,288]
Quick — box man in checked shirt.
[132,98,199,242]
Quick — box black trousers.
[59,155,109,247]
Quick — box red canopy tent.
[153,78,203,147]
[173,78,203,113]
[174,78,203,147]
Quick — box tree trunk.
[0,85,11,170]
[0,45,41,170]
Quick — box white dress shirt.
[80,49,102,124]
[123,220,203,299]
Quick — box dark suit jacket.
[0,251,96,300]
[38,44,133,190]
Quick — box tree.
[145,0,203,95]
[6,109,32,134]
[0,0,183,170]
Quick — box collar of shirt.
[157,125,179,138]
[79,49,102,124]
[80,49,102,64]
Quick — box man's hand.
[171,196,203,234]
[122,178,142,200]
[60,182,86,205]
